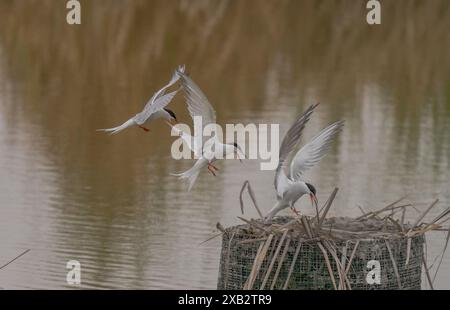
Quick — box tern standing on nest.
[264,103,344,223]
[97,65,184,135]
[171,69,244,191]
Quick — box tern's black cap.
[305,183,316,196]
[164,108,177,120]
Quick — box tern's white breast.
[282,181,309,204]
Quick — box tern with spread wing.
[171,69,244,191]
[264,103,344,223]
[97,65,185,135]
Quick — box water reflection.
[0,0,449,289]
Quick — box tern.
[97,65,185,135]
[264,103,344,223]
[170,69,245,191]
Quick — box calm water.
[0,0,449,289]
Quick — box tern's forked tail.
[96,119,135,135]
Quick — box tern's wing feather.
[142,65,185,112]
[289,120,344,181]
[176,68,216,147]
[134,89,179,125]
[274,103,318,198]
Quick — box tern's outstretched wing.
[143,65,185,111]
[134,65,185,124]
[274,103,319,199]
[134,88,179,125]
[176,68,217,153]
[289,120,344,181]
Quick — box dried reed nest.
[214,183,450,290]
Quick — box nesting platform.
[217,216,426,290]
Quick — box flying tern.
[170,69,244,191]
[97,65,185,135]
[264,103,344,223]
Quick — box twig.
[432,224,450,284]
[341,241,348,275]
[299,216,314,238]
[0,249,30,271]
[237,237,268,245]
[423,252,434,290]
[199,232,223,245]
[245,234,274,289]
[386,216,403,232]
[317,242,337,290]
[353,202,412,224]
[354,196,407,221]
[277,219,298,231]
[437,217,450,226]
[408,224,440,237]
[429,227,450,232]
[282,240,302,289]
[247,181,264,219]
[239,180,263,218]
[409,199,439,232]
[270,237,291,290]
[216,222,226,233]
[314,201,320,227]
[428,206,450,227]
[318,188,338,228]
[260,230,288,290]
[344,241,360,275]
[239,181,248,214]
[385,240,402,289]
[223,231,236,288]
[423,236,430,290]
[243,241,264,290]
[319,227,398,238]
[400,207,406,233]
[237,217,269,233]
[405,237,411,266]
[339,241,351,290]
[358,205,367,216]
[323,240,351,290]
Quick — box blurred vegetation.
[0,0,449,179]
[0,0,449,107]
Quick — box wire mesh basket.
[217,216,424,290]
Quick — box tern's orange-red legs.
[290,207,300,216]
[207,165,216,176]
[138,125,150,132]
[207,163,219,176]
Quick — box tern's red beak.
[309,194,318,208]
